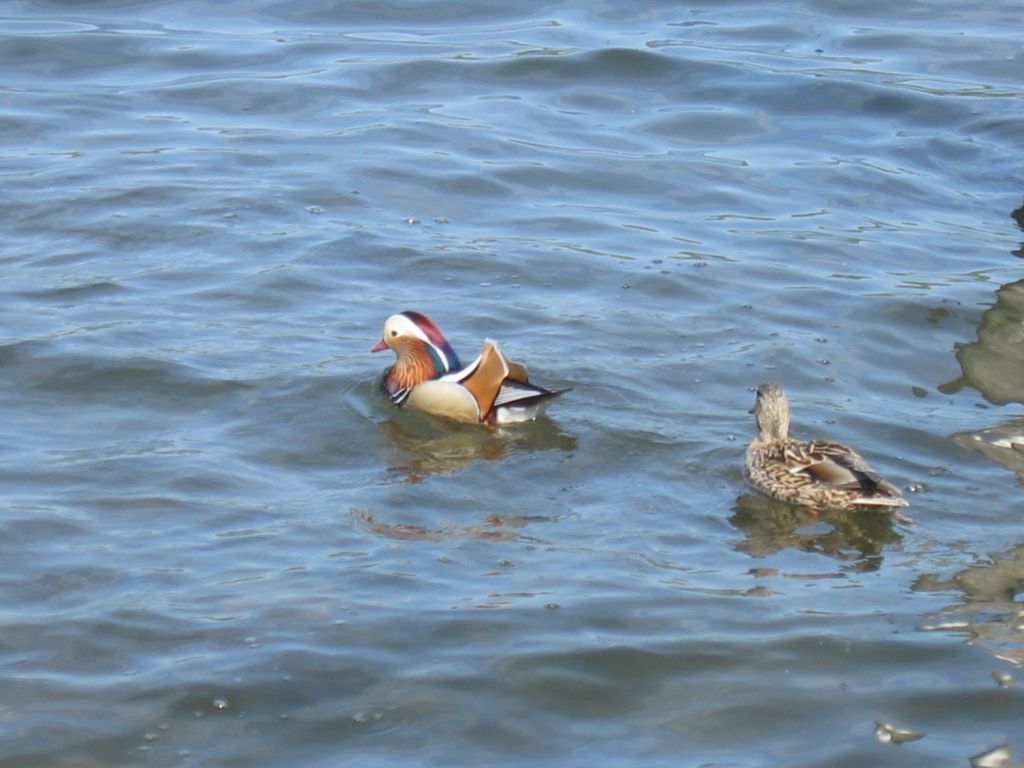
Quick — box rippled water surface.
[2,0,1023,765]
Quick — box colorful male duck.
[745,382,909,512]
[371,311,567,425]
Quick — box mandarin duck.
[371,311,567,425]
[744,382,909,513]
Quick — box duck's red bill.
[370,339,388,352]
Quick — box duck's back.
[746,437,905,509]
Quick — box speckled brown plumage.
[744,382,908,512]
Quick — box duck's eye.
[390,330,398,337]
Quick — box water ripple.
[1,0,1022,766]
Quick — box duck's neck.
[756,413,790,443]
[387,340,445,392]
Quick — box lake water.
[2,1,1023,765]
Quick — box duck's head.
[751,381,791,441]
[371,311,461,378]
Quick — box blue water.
[1,1,1023,765]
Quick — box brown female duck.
[745,382,908,512]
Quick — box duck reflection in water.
[942,202,1024,406]
[378,408,576,484]
[916,540,1024,666]
[1012,199,1023,258]
[730,493,902,573]
[351,505,548,542]
[952,418,1024,487]
[940,271,1024,482]
[941,279,1024,407]
[356,409,574,541]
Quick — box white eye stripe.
[384,315,452,370]
[385,314,430,344]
